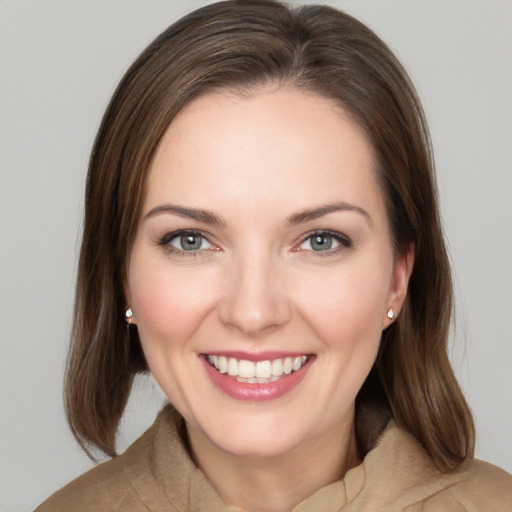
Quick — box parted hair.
[66,0,474,470]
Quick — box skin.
[125,87,413,512]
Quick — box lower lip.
[201,356,313,402]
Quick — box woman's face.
[126,87,411,459]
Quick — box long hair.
[65,0,474,470]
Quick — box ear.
[383,243,415,329]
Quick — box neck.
[187,419,360,512]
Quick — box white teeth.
[255,360,272,379]
[236,376,258,383]
[238,359,256,379]
[271,359,283,376]
[207,354,309,381]
[292,356,302,371]
[227,358,238,376]
[218,356,228,373]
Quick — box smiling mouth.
[205,355,309,384]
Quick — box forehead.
[144,87,384,223]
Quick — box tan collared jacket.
[36,406,512,511]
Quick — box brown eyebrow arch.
[286,202,373,227]
[145,204,226,226]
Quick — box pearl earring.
[387,308,394,320]
[125,308,133,319]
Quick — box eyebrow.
[144,201,372,227]
[145,204,226,226]
[285,202,373,227]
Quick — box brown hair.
[66,0,474,470]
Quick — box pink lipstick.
[200,352,313,402]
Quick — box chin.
[189,408,309,459]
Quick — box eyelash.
[157,229,352,257]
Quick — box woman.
[36,1,512,510]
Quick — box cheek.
[128,256,217,347]
[294,258,391,347]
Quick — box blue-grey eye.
[299,231,348,252]
[170,233,211,251]
[310,234,334,251]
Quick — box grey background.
[1,1,511,510]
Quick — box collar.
[123,405,462,512]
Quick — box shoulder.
[34,449,146,512]
[34,410,166,512]
[35,406,190,512]
[431,458,512,512]
[359,423,512,511]
[396,444,512,510]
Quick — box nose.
[218,249,291,338]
